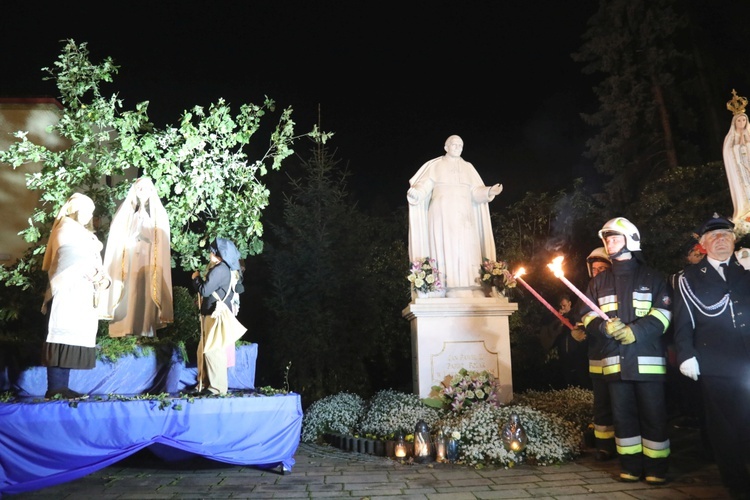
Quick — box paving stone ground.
[6,423,735,499]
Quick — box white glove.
[679,357,700,381]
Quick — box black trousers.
[701,375,750,493]
[592,377,615,455]
[609,379,669,478]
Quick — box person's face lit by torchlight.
[605,234,626,257]
[559,298,572,314]
[591,261,611,277]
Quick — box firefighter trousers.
[610,380,670,479]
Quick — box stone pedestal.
[402,296,518,403]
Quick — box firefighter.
[580,217,672,484]
[584,247,615,461]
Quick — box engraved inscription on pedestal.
[431,341,499,384]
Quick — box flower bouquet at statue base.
[477,258,516,298]
[407,257,445,298]
[423,367,502,411]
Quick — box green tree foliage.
[0,40,328,275]
[630,161,732,274]
[0,40,329,317]
[573,0,699,210]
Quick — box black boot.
[45,367,83,399]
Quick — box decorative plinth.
[402,296,518,402]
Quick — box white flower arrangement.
[300,392,366,443]
[407,257,443,294]
[356,389,440,439]
[427,368,502,412]
[436,401,581,467]
[301,387,589,468]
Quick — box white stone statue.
[407,135,502,297]
[723,89,750,234]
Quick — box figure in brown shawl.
[99,177,173,337]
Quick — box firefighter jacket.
[580,257,671,381]
[673,255,750,379]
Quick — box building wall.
[0,98,68,264]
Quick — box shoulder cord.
[677,274,735,328]
[211,270,238,303]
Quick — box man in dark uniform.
[673,214,750,499]
[580,217,672,485]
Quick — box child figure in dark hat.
[191,238,244,395]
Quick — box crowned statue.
[723,89,750,235]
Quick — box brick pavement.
[5,424,734,499]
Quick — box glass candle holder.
[413,420,433,463]
[501,413,528,453]
[394,431,407,458]
[434,429,447,462]
[446,437,459,462]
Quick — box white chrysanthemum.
[301,392,366,443]
[357,389,440,439]
[435,401,581,467]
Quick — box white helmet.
[586,247,612,278]
[598,217,641,253]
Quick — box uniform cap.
[697,213,734,237]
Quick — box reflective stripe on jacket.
[580,258,671,381]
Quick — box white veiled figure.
[723,90,750,234]
[42,193,106,349]
[100,177,173,337]
[407,135,502,297]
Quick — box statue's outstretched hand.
[489,184,503,196]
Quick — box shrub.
[512,386,594,432]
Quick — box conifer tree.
[572,0,698,209]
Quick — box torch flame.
[547,256,565,277]
[514,267,526,279]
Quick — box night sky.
[2,1,747,211]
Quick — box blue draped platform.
[0,343,304,496]
[1,344,258,397]
[0,393,303,496]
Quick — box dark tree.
[573,0,700,210]
[261,142,411,404]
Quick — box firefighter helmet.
[586,247,612,278]
[598,217,641,253]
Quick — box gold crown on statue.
[727,89,748,115]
